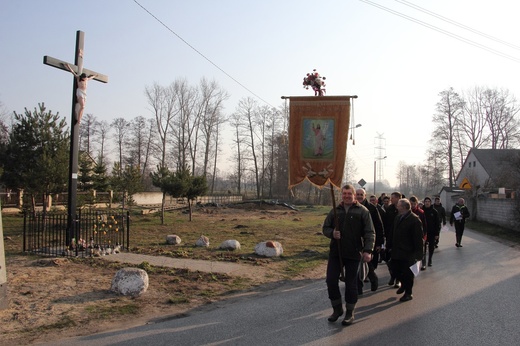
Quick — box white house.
[455,148,520,189]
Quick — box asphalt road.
[44,226,520,346]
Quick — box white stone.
[254,241,283,257]
[219,239,241,251]
[166,234,182,245]
[111,268,149,297]
[196,235,210,247]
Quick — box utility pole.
[374,132,386,194]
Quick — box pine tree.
[1,103,68,212]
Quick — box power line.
[396,0,520,51]
[359,0,520,63]
[132,0,276,108]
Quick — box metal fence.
[23,209,130,257]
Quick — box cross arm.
[43,56,108,83]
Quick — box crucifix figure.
[43,31,108,248]
[64,63,97,124]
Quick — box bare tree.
[93,120,110,164]
[431,87,464,187]
[128,116,148,168]
[461,87,489,150]
[235,97,261,198]
[481,88,520,149]
[229,111,245,194]
[142,118,158,176]
[145,82,177,168]
[343,155,358,186]
[127,115,157,187]
[111,117,130,176]
[197,78,229,179]
[79,113,97,155]
[168,79,198,172]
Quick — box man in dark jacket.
[356,189,384,293]
[384,192,402,287]
[433,197,447,248]
[392,198,423,302]
[450,198,470,247]
[422,197,440,266]
[410,196,427,270]
[323,184,375,326]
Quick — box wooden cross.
[43,31,108,248]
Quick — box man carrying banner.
[322,184,375,326]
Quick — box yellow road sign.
[459,177,472,190]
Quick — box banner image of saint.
[288,96,352,189]
[302,118,335,160]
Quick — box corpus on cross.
[43,30,108,248]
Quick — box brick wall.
[467,197,519,230]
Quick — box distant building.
[455,148,520,189]
[437,149,520,229]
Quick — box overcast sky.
[1,0,519,188]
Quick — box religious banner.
[288,96,352,189]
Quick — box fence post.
[126,210,130,251]
[0,200,8,310]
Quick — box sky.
[1,0,520,189]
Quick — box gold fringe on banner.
[287,96,354,190]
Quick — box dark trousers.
[391,259,415,295]
[326,256,359,306]
[455,222,465,244]
[421,237,435,266]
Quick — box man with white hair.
[391,198,423,302]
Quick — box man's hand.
[333,229,341,240]
[362,252,372,263]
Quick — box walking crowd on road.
[322,186,470,326]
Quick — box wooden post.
[0,200,8,310]
[43,31,108,246]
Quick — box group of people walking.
[322,185,470,326]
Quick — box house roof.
[471,149,520,177]
[456,148,520,185]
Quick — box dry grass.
[0,202,331,344]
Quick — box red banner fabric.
[288,96,351,189]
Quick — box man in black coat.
[356,189,384,293]
[433,197,447,248]
[422,197,440,266]
[391,198,423,302]
[450,198,470,247]
[383,191,401,287]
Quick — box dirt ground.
[0,204,326,345]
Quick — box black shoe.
[428,262,432,267]
[396,286,405,294]
[399,294,413,302]
[388,278,395,286]
[328,305,344,322]
[421,265,426,271]
[371,280,379,292]
[393,282,401,289]
[342,310,354,326]
[435,244,439,248]
[455,243,462,247]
